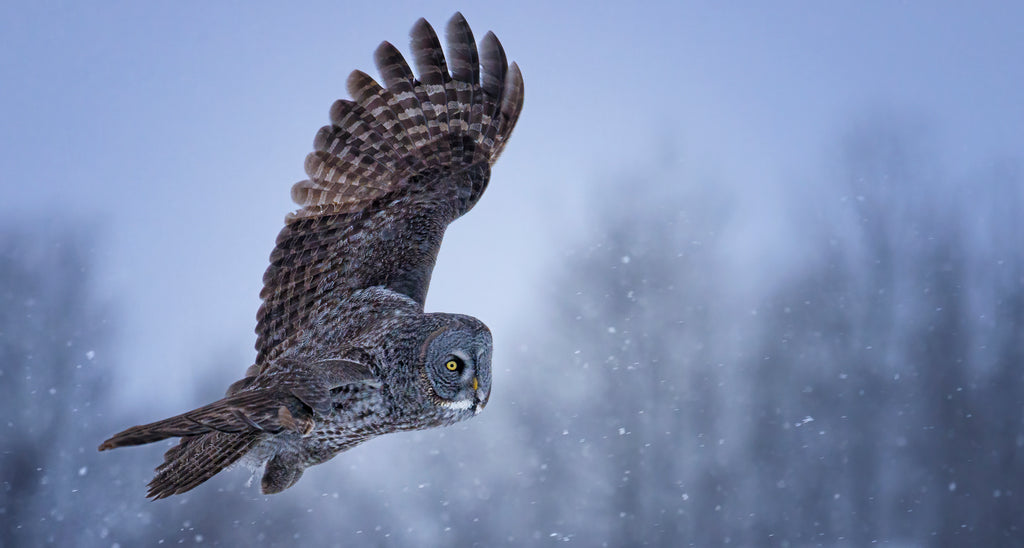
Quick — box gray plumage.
[98,12,523,499]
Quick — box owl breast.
[295,384,390,466]
[275,379,436,468]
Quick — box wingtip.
[479,31,508,99]
[146,475,188,500]
[346,69,379,103]
[145,482,176,500]
[412,16,431,31]
[373,40,400,67]
[98,432,129,451]
[375,39,396,54]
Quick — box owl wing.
[254,13,524,366]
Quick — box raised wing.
[255,13,524,365]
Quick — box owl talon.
[277,405,315,436]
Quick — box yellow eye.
[445,360,459,371]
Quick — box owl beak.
[472,376,488,415]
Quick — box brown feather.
[146,433,258,499]
[410,17,452,165]
[97,389,302,451]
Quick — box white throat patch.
[441,399,474,411]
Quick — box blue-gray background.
[2,2,1022,546]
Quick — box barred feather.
[410,17,452,166]
[147,433,258,499]
[97,387,317,451]
[287,11,522,221]
[260,11,523,364]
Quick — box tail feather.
[97,389,302,451]
[146,432,259,499]
[288,11,524,221]
[99,387,309,499]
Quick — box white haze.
[1,2,1022,546]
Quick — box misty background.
[2,2,1022,546]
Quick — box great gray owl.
[98,12,523,499]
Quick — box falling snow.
[2,4,1022,548]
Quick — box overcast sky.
[2,1,1022,410]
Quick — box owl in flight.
[98,12,523,499]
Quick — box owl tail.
[288,12,525,221]
[145,431,258,499]
[98,389,314,450]
[98,389,315,499]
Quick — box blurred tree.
[497,163,744,546]
[498,118,1023,546]
[746,121,1024,546]
[0,225,324,546]
[0,225,115,546]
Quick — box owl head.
[417,313,492,421]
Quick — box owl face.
[420,315,492,418]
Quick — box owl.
[98,12,523,499]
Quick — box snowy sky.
[2,1,1022,411]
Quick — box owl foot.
[277,405,315,436]
[262,454,304,494]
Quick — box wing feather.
[255,12,523,366]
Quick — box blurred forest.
[2,119,1022,547]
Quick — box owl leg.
[261,454,304,494]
